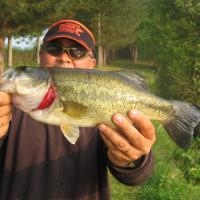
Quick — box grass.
[101,60,200,200]
[109,173,139,200]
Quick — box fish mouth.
[0,67,51,94]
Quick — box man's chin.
[45,65,75,69]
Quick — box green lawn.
[100,60,200,200]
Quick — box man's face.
[39,38,96,69]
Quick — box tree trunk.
[7,35,12,67]
[129,45,138,63]
[36,36,41,65]
[98,46,104,67]
[110,48,116,60]
[103,47,107,66]
[0,37,5,74]
[97,12,104,67]
[106,47,110,63]
[129,46,134,61]
[134,47,138,63]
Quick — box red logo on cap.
[58,22,84,36]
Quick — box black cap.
[43,19,95,51]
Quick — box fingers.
[0,112,12,127]
[0,92,12,139]
[0,105,12,117]
[107,150,130,167]
[0,124,9,138]
[99,124,132,153]
[99,124,142,161]
[112,111,156,150]
[112,113,145,149]
[128,110,156,141]
[0,113,12,138]
[0,92,12,106]
[98,110,156,167]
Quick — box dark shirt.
[0,108,154,200]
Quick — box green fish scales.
[50,68,173,124]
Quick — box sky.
[4,29,46,49]
[4,37,38,49]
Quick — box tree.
[67,0,149,66]
[7,35,12,67]
[0,0,74,70]
[35,36,41,65]
[1,0,149,69]
[138,0,200,104]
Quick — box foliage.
[138,1,200,193]
[138,0,200,105]
[0,0,60,37]
[173,138,200,184]
[135,123,200,200]
[1,0,151,68]
[0,0,71,70]
[65,0,149,48]
[95,0,149,48]
[138,4,200,189]
[4,47,37,67]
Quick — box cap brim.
[45,35,91,51]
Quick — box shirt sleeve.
[107,151,154,186]
[0,135,7,149]
[0,121,11,149]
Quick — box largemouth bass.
[0,66,199,148]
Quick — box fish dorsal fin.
[114,70,149,92]
[60,123,80,144]
[62,101,88,119]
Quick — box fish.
[0,66,199,148]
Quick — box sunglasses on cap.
[42,42,92,60]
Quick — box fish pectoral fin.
[62,101,88,119]
[60,123,80,144]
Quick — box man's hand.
[0,92,12,139]
[98,110,156,167]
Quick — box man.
[0,19,156,200]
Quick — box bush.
[156,59,200,105]
[138,0,200,104]
[4,47,37,68]
[173,138,200,184]
[136,124,200,200]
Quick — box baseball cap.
[43,19,95,52]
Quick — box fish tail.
[162,100,200,149]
